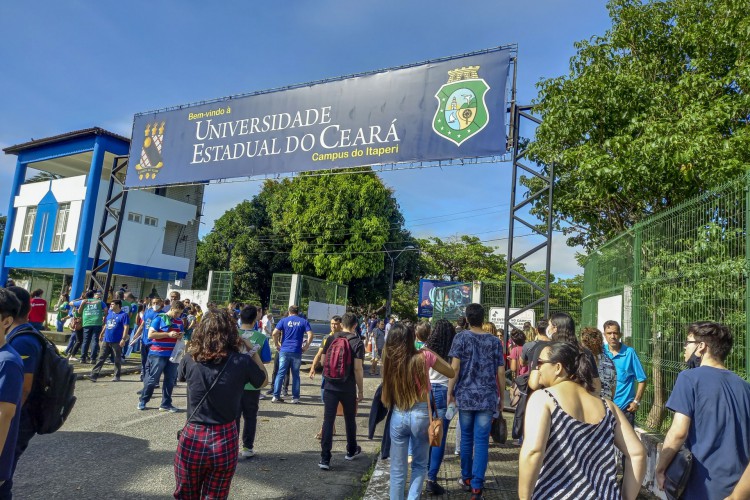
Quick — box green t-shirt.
[81,299,106,327]
[241,329,268,391]
[122,300,138,328]
[56,302,69,322]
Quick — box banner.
[418,279,471,318]
[125,47,512,188]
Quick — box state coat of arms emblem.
[432,66,490,146]
[135,122,165,180]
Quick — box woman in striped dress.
[518,342,646,500]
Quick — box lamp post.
[384,244,416,320]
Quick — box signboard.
[307,301,346,322]
[489,307,535,331]
[125,47,512,188]
[418,279,471,318]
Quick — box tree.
[266,168,411,286]
[525,0,750,251]
[0,215,5,246]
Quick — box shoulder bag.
[177,353,233,440]
[664,447,692,500]
[427,391,443,447]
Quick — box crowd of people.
[0,280,749,499]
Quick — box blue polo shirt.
[604,343,647,410]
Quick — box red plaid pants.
[174,421,239,499]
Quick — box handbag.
[427,391,443,447]
[491,415,507,444]
[177,353,233,440]
[664,447,693,500]
[68,316,82,331]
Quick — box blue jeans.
[427,384,449,481]
[29,322,44,332]
[56,319,64,332]
[140,354,178,408]
[390,402,430,500]
[459,409,493,490]
[273,352,301,399]
[81,326,101,361]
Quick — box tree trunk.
[646,302,665,430]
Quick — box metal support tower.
[504,57,554,332]
[88,156,129,296]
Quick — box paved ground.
[12,364,383,500]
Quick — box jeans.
[91,342,122,379]
[427,384,450,482]
[140,354,178,408]
[63,332,76,354]
[81,326,101,362]
[124,338,140,359]
[56,319,64,332]
[29,322,44,332]
[268,351,290,394]
[273,352,301,399]
[320,389,358,461]
[459,409,493,490]
[140,343,151,380]
[390,402,430,500]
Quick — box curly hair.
[482,322,497,336]
[425,319,455,360]
[580,327,604,356]
[188,308,242,363]
[382,322,428,409]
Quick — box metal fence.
[208,271,233,306]
[269,273,347,317]
[582,173,750,433]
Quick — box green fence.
[432,279,582,328]
[269,273,348,317]
[209,271,233,305]
[582,173,750,433]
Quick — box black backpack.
[8,326,77,434]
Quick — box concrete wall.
[167,284,210,311]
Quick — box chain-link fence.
[582,173,750,433]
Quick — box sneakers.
[159,405,180,413]
[259,393,267,400]
[425,480,446,496]
[457,478,472,492]
[67,356,78,362]
[345,446,362,461]
[291,398,300,404]
[282,389,289,397]
[137,402,146,411]
[265,389,274,396]
[240,447,255,458]
[112,377,121,382]
[318,459,330,470]
[89,376,97,383]
[271,397,285,403]
[471,488,484,500]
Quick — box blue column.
[71,138,106,299]
[0,158,27,286]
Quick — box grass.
[345,447,380,500]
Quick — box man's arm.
[0,402,18,457]
[272,328,282,349]
[130,322,144,343]
[309,347,324,378]
[655,412,691,491]
[120,324,130,346]
[21,374,33,406]
[496,365,506,412]
[353,358,364,402]
[626,381,647,413]
[302,330,313,352]
[727,462,750,500]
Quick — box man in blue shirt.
[0,290,25,492]
[271,305,312,403]
[2,287,43,499]
[90,299,130,382]
[656,322,750,499]
[603,320,647,427]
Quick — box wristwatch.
[633,400,640,406]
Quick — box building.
[0,128,203,301]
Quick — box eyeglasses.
[535,359,554,369]
[684,340,701,348]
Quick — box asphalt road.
[11,365,383,500]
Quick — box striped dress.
[532,389,620,499]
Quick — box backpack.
[323,334,357,382]
[8,326,77,434]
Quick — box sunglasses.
[535,359,555,369]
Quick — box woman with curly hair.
[423,319,456,495]
[384,322,454,500]
[174,308,268,500]
[580,327,616,400]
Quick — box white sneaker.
[291,398,300,404]
[240,447,254,458]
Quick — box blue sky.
[0,1,612,277]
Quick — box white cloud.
[512,231,583,278]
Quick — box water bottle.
[445,403,457,421]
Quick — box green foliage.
[417,235,509,281]
[526,0,750,251]
[0,215,5,247]
[390,280,420,321]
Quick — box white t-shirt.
[261,314,274,335]
[429,367,449,386]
